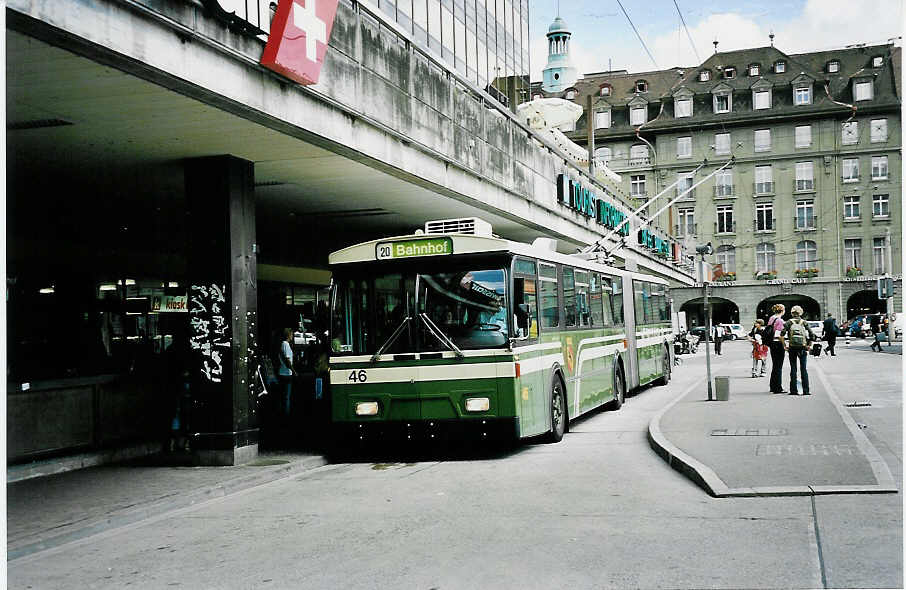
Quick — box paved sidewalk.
[7,451,328,561]
[650,344,899,497]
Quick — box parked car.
[720,324,747,340]
[689,326,708,341]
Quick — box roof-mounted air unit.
[424,218,493,237]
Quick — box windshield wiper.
[371,316,411,362]
[419,313,464,358]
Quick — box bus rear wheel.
[545,376,567,443]
[607,366,625,411]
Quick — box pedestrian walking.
[870,314,883,351]
[712,324,723,355]
[748,319,768,377]
[278,327,296,416]
[780,305,815,395]
[822,312,839,356]
[766,303,787,393]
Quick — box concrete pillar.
[184,156,259,466]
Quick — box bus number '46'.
[348,370,368,383]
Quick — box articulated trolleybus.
[328,218,674,446]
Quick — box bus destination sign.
[376,237,453,260]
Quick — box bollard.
[714,376,730,401]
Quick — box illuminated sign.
[260,0,340,85]
[151,295,189,313]
[637,229,671,257]
[376,238,453,260]
[556,174,631,236]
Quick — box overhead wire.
[615,0,658,69]
[671,0,702,62]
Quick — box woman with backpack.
[765,303,787,393]
[780,305,815,396]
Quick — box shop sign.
[556,174,631,236]
[692,282,735,287]
[260,0,340,85]
[843,273,902,283]
[152,295,188,313]
[376,237,453,260]
[637,229,671,257]
[767,278,807,285]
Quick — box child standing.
[749,319,768,378]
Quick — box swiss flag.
[260,0,339,86]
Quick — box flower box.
[754,271,777,280]
[715,272,736,282]
[845,266,863,278]
[795,268,819,278]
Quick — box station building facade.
[534,41,902,326]
[6,0,693,468]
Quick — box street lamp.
[696,242,714,400]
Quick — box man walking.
[822,312,839,356]
[713,324,723,355]
[870,314,883,352]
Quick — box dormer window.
[594,109,611,129]
[748,64,760,76]
[636,80,649,93]
[699,70,711,82]
[713,90,732,113]
[724,67,736,79]
[630,105,647,126]
[872,55,884,68]
[753,89,771,110]
[675,97,693,117]
[854,79,874,101]
[600,84,612,96]
[827,60,840,73]
[565,89,577,100]
[793,83,812,105]
[775,60,786,73]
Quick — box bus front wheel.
[545,376,567,443]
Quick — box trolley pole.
[696,244,714,401]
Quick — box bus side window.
[513,258,539,340]
[594,275,611,327]
[610,275,624,325]
[538,263,559,329]
[562,267,576,328]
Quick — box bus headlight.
[355,401,379,416]
[465,397,490,412]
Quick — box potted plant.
[846,266,863,278]
[755,270,776,280]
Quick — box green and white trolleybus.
[328,219,674,445]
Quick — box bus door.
[512,258,546,437]
[621,276,641,390]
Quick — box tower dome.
[542,15,578,93]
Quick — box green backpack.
[788,319,810,348]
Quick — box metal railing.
[794,179,815,192]
[754,217,777,232]
[715,220,736,234]
[675,186,695,200]
[753,181,774,195]
[673,223,698,237]
[793,215,818,230]
[714,184,735,198]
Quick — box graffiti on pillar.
[189,284,230,383]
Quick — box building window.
[755,165,773,194]
[749,64,760,76]
[630,106,647,126]
[630,175,646,197]
[636,80,648,93]
[713,91,732,113]
[795,199,815,230]
[594,146,612,166]
[873,237,888,273]
[714,132,731,155]
[600,85,611,96]
[755,203,774,231]
[753,90,771,110]
[872,55,884,68]
[716,205,734,234]
[715,169,733,197]
[675,97,692,117]
[795,125,812,148]
[676,172,694,199]
[843,195,861,220]
[827,61,840,73]
[795,161,814,191]
[677,136,692,158]
[677,208,695,236]
[796,241,818,270]
[775,61,786,73]
[794,85,812,105]
[630,144,649,163]
[842,158,860,182]
[699,70,711,82]
[854,81,873,101]
[716,245,736,273]
[841,121,859,145]
[565,90,577,100]
[754,129,771,152]
[872,156,889,180]
[756,243,776,273]
[724,67,736,79]
[594,110,611,129]
[870,119,888,142]
[844,238,862,268]
[873,194,890,218]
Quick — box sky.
[530,0,903,80]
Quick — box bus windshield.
[331,264,508,355]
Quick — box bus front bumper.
[331,417,519,446]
